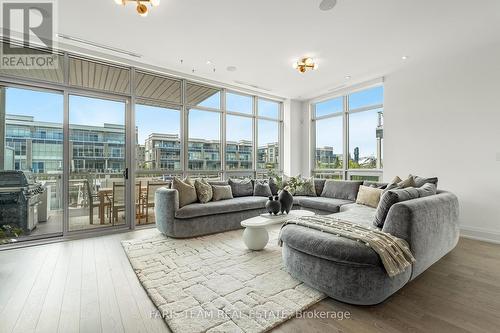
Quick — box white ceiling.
[55,0,500,100]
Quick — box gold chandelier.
[293,57,318,73]
[114,0,160,17]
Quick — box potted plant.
[268,170,306,214]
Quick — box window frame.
[311,83,383,181]
[0,41,284,246]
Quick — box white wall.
[383,42,500,243]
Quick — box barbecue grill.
[0,170,44,233]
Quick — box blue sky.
[5,86,381,155]
[315,86,383,158]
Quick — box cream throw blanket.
[278,215,415,277]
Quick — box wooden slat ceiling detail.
[69,58,130,94]
[186,83,219,107]
[0,44,64,84]
[135,72,181,104]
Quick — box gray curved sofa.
[154,179,357,238]
[280,191,460,305]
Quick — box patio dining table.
[97,186,147,224]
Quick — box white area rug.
[122,226,325,333]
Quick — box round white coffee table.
[241,210,315,250]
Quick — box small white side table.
[241,210,315,250]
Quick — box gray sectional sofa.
[281,190,459,305]
[154,179,352,238]
[155,178,460,305]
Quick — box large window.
[226,115,253,170]
[257,119,279,170]
[315,115,343,169]
[1,87,64,242]
[349,108,383,169]
[312,85,384,180]
[0,41,283,244]
[188,109,221,171]
[136,103,181,171]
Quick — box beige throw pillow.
[212,185,233,201]
[195,179,213,203]
[172,177,198,208]
[356,185,384,208]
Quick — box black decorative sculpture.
[279,189,293,214]
[265,196,281,215]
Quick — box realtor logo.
[0,0,58,69]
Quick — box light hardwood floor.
[0,229,499,333]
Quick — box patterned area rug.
[122,226,325,333]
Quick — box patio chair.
[143,181,170,224]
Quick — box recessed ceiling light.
[345,75,351,80]
[319,0,337,11]
[206,60,212,65]
[401,55,409,60]
[226,66,237,72]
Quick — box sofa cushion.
[321,180,363,201]
[207,180,228,186]
[172,177,198,208]
[374,186,429,227]
[384,176,416,192]
[212,185,233,201]
[175,196,267,219]
[298,197,353,213]
[314,179,326,196]
[363,181,388,189]
[194,179,213,203]
[228,178,254,197]
[356,185,383,208]
[337,203,377,226]
[253,180,273,197]
[410,174,439,188]
[280,225,381,266]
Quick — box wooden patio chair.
[143,181,170,224]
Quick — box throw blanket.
[278,215,415,277]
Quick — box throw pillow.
[416,183,437,197]
[398,176,416,188]
[384,175,415,192]
[409,174,439,188]
[268,178,279,196]
[392,176,403,183]
[373,187,421,228]
[356,185,384,208]
[254,180,273,197]
[228,178,254,197]
[294,177,317,197]
[314,179,326,196]
[363,181,388,189]
[320,180,363,201]
[194,179,213,203]
[184,176,195,186]
[211,185,233,201]
[207,180,228,186]
[172,177,198,208]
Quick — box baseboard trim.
[460,226,500,244]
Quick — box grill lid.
[0,170,36,187]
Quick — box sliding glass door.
[68,94,128,231]
[0,86,64,242]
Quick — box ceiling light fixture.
[319,0,337,11]
[345,75,351,80]
[114,0,160,17]
[401,55,409,60]
[293,57,318,73]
